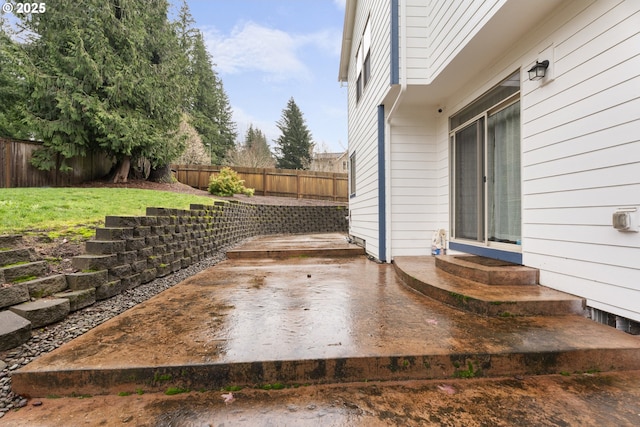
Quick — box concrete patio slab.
[11,233,640,398]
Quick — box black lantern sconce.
[528,60,549,81]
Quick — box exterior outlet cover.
[613,208,639,232]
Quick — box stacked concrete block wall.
[75,201,348,293]
[1,201,348,351]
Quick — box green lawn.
[0,187,218,239]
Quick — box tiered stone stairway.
[393,255,585,317]
[0,235,81,351]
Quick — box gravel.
[0,243,237,414]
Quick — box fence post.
[263,168,267,196]
[296,170,301,199]
[333,173,337,201]
[3,141,11,188]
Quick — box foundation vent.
[589,307,640,335]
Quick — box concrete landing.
[11,234,640,398]
[394,256,585,317]
[226,233,365,259]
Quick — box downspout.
[384,0,406,262]
[387,0,406,122]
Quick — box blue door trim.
[378,105,386,262]
[449,242,523,265]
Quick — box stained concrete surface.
[5,372,640,426]
[6,233,640,425]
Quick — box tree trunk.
[112,156,131,183]
[149,163,172,183]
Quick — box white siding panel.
[525,142,640,181]
[523,184,640,209]
[524,162,639,195]
[524,238,640,271]
[426,0,503,80]
[524,121,638,167]
[524,224,640,249]
[346,0,393,260]
[522,97,640,153]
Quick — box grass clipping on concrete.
[0,187,219,240]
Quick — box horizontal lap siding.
[424,0,503,82]
[390,114,438,256]
[347,0,392,260]
[521,0,640,321]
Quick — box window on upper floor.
[355,17,371,103]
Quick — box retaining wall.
[69,201,349,299]
[0,202,348,351]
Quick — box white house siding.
[421,0,505,83]
[346,0,392,260]
[520,0,640,322]
[388,111,438,256]
[424,0,640,321]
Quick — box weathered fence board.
[0,138,114,188]
[172,164,348,202]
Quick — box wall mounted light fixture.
[528,60,549,81]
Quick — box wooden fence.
[172,164,348,202]
[0,138,114,188]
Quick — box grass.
[0,187,218,239]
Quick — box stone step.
[9,298,70,328]
[394,256,585,317]
[0,234,23,249]
[0,248,35,267]
[24,274,68,298]
[85,240,126,255]
[55,289,96,312]
[1,261,48,282]
[0,310,31,351]
[435,255,539,286]
[0,283,30,309]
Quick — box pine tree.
[274,98,313,170]
[190,31,236,164]
[225,124,274,168]
[0,17,27,138]
[20,0,187,182]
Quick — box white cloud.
[334,0,346,10]
[201,21,341,82]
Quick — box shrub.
[208,167,254,197]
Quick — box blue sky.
[182,0,348,153]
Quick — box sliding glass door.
[450,71,521,250]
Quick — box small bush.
[208,167,254,197]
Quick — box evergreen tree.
[20,0,187,182]
[0,17,27,138]
[190,31,236,164]
[274,98,313,169]
[225,124,274,168]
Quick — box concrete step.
[10,251,640,398]
[435,255,538,286]
[0,310,31,351]
[394,256,585,317]
[227,246,365,259]
[9,298,70,328]
[1,261,48,282]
